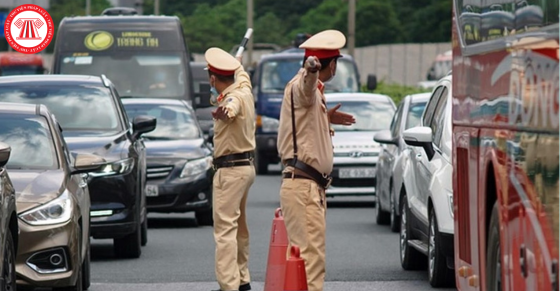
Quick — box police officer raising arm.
[205,47,256,291]
[277,29,356,291]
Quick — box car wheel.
[82,237,91,290]
[141,215,148,247]
[374,194,390,225]
[400,194,425,270]
[114,216,142,259]
[428,208,454,287]
[486,202,502,291]
[389,188,400,233]
[254,152,268,175]
[3,230,16,291]
[196,208,214,226]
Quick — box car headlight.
[19,191,73,226]
[180,157,212,178]
[89,158,134,178]
[261,116,279,133]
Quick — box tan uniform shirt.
[277,68,333,174]
[212,66,256,158]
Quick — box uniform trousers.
[280,177,327,291]
[213,165,256,291]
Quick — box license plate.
[145,185,159,197]
[338,167,376,178]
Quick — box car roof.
[60,15,180,24]
[0,74,105,86]
[325,92,393,104]
[0,102,51,117]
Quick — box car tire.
[82,237,91,290]
[389,188,400,233]
[254,152,268,175]
[196,208,214,226]
[486,201,502,291]
[428,208,454,287]
[3,230,16,291]
[374,194,390,225]
[400,194,425,270]
[141,215,148,247]
[114,217,142,259]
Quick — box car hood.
[9,169,64,213]
[332,131,381,151]
[63,130,129,161]
[145,138,208,161]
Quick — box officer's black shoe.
[239,283,251,291]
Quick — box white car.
[399,74,455,287]
[325,93,396,197]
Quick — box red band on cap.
[304,49,341,59]
[208,65,235,76]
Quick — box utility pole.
[86,0,91,15]
[247,0,253,66]
[154,0,160,15]
[348,0,355,58]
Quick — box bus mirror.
[194,83,212,108]
[367,74,377,91]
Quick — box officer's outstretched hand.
[328,103,356,126]
[212,106,229,121]
[304,56,321,73]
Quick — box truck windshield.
[59,53,187,99]
[1,66,44,76]
[260,58,359,93]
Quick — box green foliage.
[364,81,430,106]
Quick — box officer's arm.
[294,69,318,108]
[221,94,242,123]
[234,66,252,90]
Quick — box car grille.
[146,166,174,180]
[331,177,376,188]
[147,195,177,206]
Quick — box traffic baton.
[235,28,254,58]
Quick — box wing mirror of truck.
[194,83,212,109]
[367,74,377,91]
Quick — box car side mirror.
[132,115,157,139]
[194,83,212,109]
[374,129,397,145]
[403,126,435,160]
[206,127,214,145]
[71,153,106,175]
[367,74,377,91]
[0,142,11,168]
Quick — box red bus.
[452,0,558,290]
[0,52,45,76]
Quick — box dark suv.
[0,142,18,290]
[0,75,156,258]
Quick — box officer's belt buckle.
[323,173,332,189]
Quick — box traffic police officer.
[277,30,356,291]
[205,47,256,291]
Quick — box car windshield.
[123,103,201,140]
[327,100,395,131]
[0,115,58,169]
[59,53,188,98]
[260,58,359,93]
[1,66,44,76]
[0,85,120,132]
[405,101,427,129]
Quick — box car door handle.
[416,153,422,159]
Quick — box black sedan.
[0,75,156,258]
[121,98,214,226]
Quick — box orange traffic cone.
[264,208,289,291]
[283,245,308,291]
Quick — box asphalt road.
[84,165,458,291]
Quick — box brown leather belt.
[282,159,332,189]
[213,151,254,170]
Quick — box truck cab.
[251,47,376,174]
